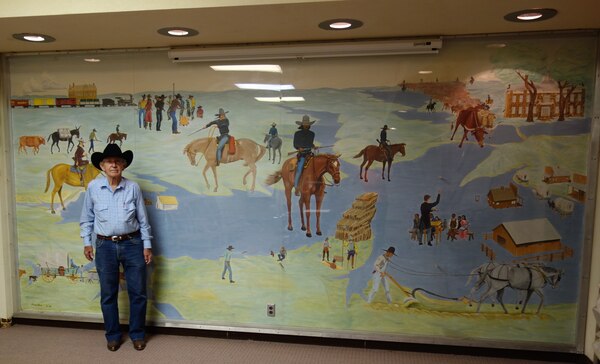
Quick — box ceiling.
[1,0,599,54]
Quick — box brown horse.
[107,132,127,146]
[183,137,266,192]
[353,143,406,182]
[266,154,341,237]
[45,163,101,214]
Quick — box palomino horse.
[107,132,127,146]
[183,137,266,192]
[265,154,341,237]
[474,263,562,314]
[47,127,80,154]
[353,143,406,182]
[263,134,282,164]
[45,163,101,214]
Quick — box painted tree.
[516,70,537,122]
[557,81,577,121]
[490,38,595,121]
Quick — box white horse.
[263,134,282,164]
[474,263,562,314]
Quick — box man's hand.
[84,246,94,261]
[144,248,153,265]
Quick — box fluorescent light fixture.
[169,38,442,62]
[210,65,282,73]
[255,97,305,102]
[84,58,101,63]
[418,70,433,74]
[235,83,295,91]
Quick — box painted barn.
[156,195,179,210]
[544,166,571,184]
[492,218,562,256]
[487,182,522,209]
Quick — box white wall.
[0,55,16,325]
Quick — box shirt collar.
[100,176,127,191]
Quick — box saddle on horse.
[288,153,313,172]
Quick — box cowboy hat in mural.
[295,115,316,128]
[215,108,229,117]
[91,144,134,170]
[383,246,397,256]
[227,245,234,250]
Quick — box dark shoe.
[132,339,146,351]
[221,277,225,280]
[230,280,235,283]
[107,341,121,352]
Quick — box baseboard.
[12,317,591,363]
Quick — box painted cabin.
[492,218,562,256]
[487,182,522,209]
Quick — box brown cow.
[18,135,46,154]
[450,105,491,148]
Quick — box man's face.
[219,114,225,120]
[100,157,126,178]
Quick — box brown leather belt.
[97,230,140,242]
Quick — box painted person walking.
[221,245,235,283]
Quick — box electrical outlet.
[267,303,276,317]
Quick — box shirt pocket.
[123,202,137,223]
[95,204,110,222]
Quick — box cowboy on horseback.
[293,115,316,196]
[269,122,278,138]
[205,108,230,166]
[73,139,88,186]
[379,125,392,162]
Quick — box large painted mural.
[9,35,598,348]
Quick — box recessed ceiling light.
[157,27,199,37]
[210,65,282,73]
[318,18,363,31]
[504,8,557,22]
[84,58,101,63]
[13,33,55,43]
[418,70,433,74]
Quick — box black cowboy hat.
[383,246,397,256]
[227,245,234,250]
[381,125,388,130]
[91,144,133,170]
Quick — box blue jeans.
[222,261,232,281]
[169,111,178,132]
[138,109,144,128]
[294,155,307,189]
[216,135,229,162]
[95,237,147,343]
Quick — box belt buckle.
[111,235,120,242]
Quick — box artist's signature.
[31,303,52,308]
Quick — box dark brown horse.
[266,154,341,237]
[353,143,406,182]
[107,132,127,146]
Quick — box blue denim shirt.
[80,176,152,249]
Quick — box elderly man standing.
[80,144,153,352]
